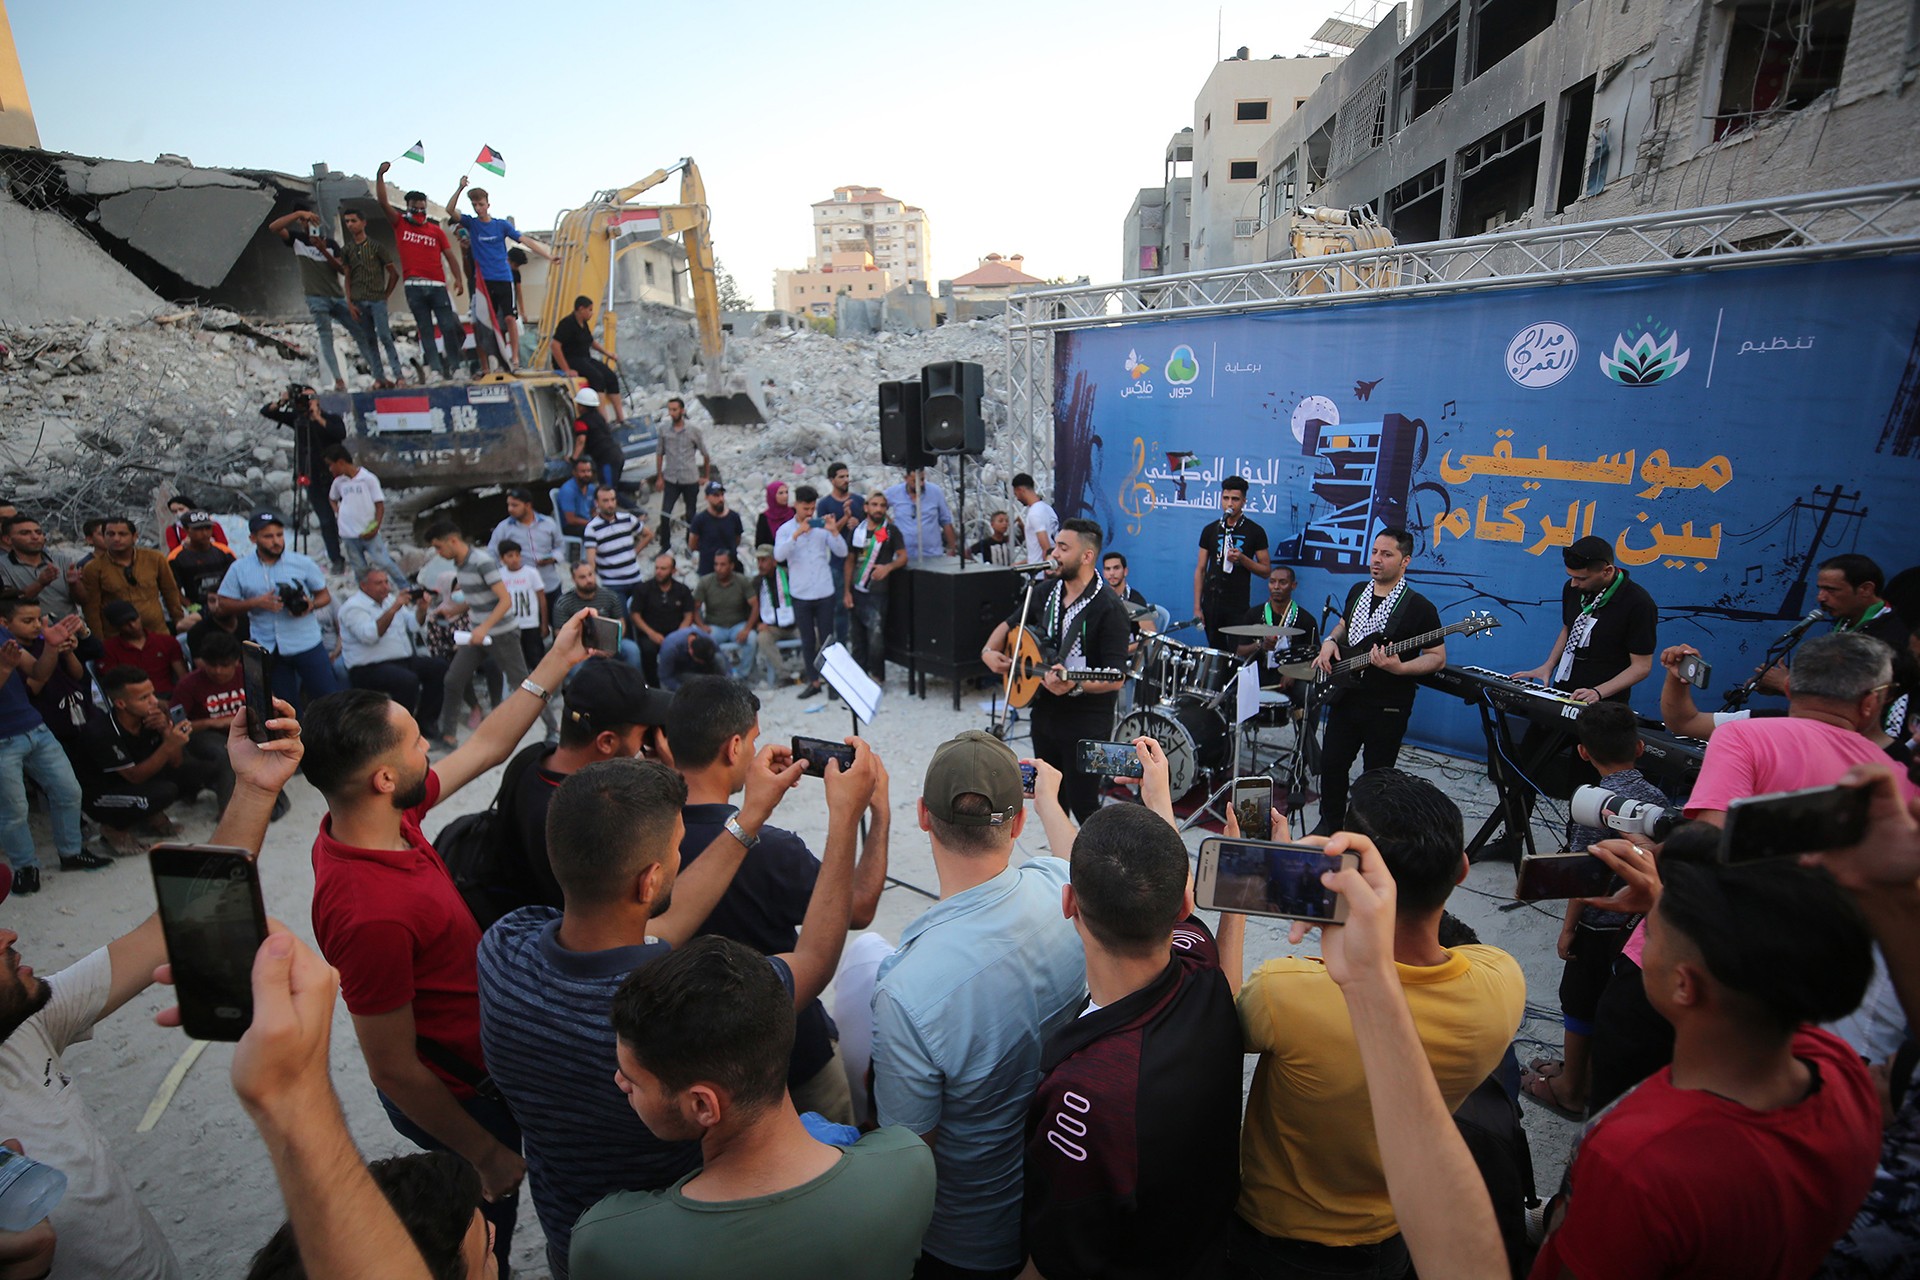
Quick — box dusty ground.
[13,668,1576,1278]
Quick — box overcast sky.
[12,0,1336,306]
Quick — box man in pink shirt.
[1685,633,1916,825]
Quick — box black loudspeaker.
[921,360,985,456]
[879,381,932,469]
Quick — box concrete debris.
[0,189,165,324]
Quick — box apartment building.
[773,249,893,320]
[810,185,931,287]
[1247,0,1918,257]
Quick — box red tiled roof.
[952,259,1042,286]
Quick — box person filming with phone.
[1231,768,1523,1277]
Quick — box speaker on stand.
[878,381,932,470]
[920,360,986,571]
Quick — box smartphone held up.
[1195,838,1356,924]
[790,735,857,778]
[149,844,268,1042]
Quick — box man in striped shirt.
[581,485,651,613]
[476,743,868,1278]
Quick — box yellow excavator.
[532,156,764,425]
[335,156,760,491]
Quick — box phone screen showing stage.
[1200,839,1347,923]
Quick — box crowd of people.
[2,444,1919,1280]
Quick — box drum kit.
[1114,610,1318,803]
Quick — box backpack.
[433,742,549,929]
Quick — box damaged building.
[1125,0,1920,266]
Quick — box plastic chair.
[1151,604,1171,633]
[551,491,584,562]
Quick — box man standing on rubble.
[376,162,466,383]
[447,176,554,372]
[259,385,349,573]
[268,200,382,392]
[339,209,404,390]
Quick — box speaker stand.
[955,453,967,572]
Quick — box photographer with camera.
[215,512,340,707]
[259,385,349,574]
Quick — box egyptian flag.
[373,393,434,434]
[476,145,505,177]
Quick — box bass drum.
[1115,697,1228,798]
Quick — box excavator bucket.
[696,390,767,426]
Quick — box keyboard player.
[1491,536,1658,858]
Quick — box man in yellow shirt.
[1232,767,1525,1277]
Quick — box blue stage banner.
[1053,255,1920,757]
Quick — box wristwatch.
[519,677,553,703]
[725,815,759,851]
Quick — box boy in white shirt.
[324,444,410,585]
[498,540,558,739]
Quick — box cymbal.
[1277,661,1320,681]
[1218,623,1305,639]
[1125,601,1156,619]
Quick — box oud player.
[1309,527,1446,835]
[982,518,1130,820]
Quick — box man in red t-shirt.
[302,607,678,1275]
[375,160,467,383]
[101,598,186,697]
[1532,854,1880,1279]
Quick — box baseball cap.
[705,481,725,495]
[249,511,285,534]
[1564,535,1615,568]
[103,599,140,626]
[753,543,775,559]
[186,510,216,528]
[575,386,601,407]
[923,730,1023,826]
[562,659,658,733]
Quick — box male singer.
[1193,476,1269,651]
[982,519,1130,820]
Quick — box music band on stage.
[975,503,1917,845]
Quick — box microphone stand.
[993,564,1053,739]
[1723,612,1822,711]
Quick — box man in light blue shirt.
[215,511,340,706]
[488,488,568,603]
[871,731,1086,1276]
[884,469,956,562]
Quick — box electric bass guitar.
[1315,611,1500,703]
[1002,628,1126,709]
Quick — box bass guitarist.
[982,518,1131,820]
[1309,527,1447,836]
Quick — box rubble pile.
[0,297,1031,549]
[661,319,1027,533]
[0,308,315,534]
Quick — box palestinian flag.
[373,394,435,434]
[476,145,506,177]
[402,140,425,163]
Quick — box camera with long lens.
[1570,785,1686,841]
[286,382,314,414]
[276,583,312,617]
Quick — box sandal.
[1528,1057,1566,1079]
[1520,1068,1585,1120]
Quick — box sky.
[10,0,1337,307]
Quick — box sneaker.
[13,867,39,895]
[60,849,113,872]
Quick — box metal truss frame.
[1002,180,1920,490]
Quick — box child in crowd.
[1523,700,1670,1116]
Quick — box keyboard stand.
[1464,692,1568,860]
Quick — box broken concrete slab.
[0,190,164,324]
[61,157,261,198]
[96,183,276,288]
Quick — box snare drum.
[1183,647,1240,700]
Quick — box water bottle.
[0,1147,66,1231]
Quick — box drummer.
[1103,551,1158,713]
[1235,565,1320,691]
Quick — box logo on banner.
[1600,317,1691,386]
[1505,321,1579,388]
[1165,345,1200,384]
[1124,349,1149,380]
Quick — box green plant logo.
[1165,344,1200,384]
[1599,316,1690,386]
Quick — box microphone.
[1009,561,1056,575]
[1781,609,1825,643]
